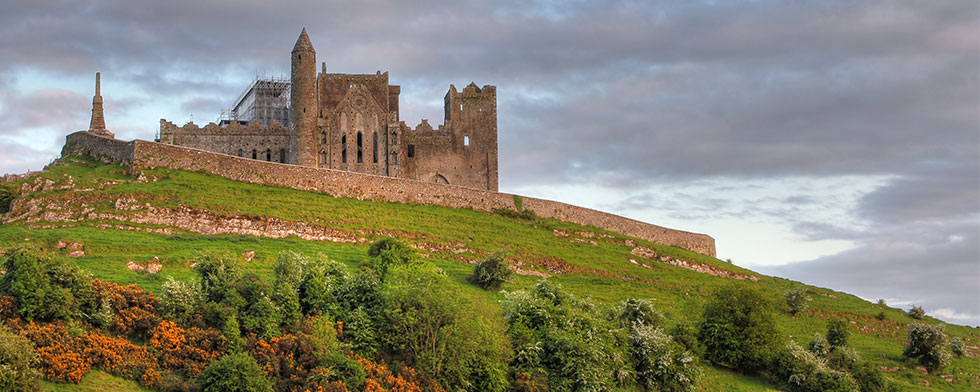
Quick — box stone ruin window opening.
[407,144,415,158]
[320,131,327,144]
[373,132,379,163]
[266,149,272,161]
[391,131,398,145]
[392,152,398,164]
[237,149,243,157]
[464,135,470,146]
[252,149,257,159]
[341,134,347,163]
[320,150,327,165]
[280,149,286,163]
[357,132,363,163]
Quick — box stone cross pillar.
[89,72,114,138]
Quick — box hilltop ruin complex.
[158,28,498,191]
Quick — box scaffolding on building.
[218,75,291,127]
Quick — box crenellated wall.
[63,131,716,256]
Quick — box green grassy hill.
[2,156,978,391]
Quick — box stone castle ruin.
[60,28,716,258]
[158,28,498,191]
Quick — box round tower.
[289,28,317,166]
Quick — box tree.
[903,322,950,372]
[159,277,202,325]
[471,252,512,290]
[784,286,811,315]
[950,337,965,358]
[616,298,664,328]
[908,305,925,320]
[826,319,849,348]
[698,283,782,373]
[367,237,416,279]
[198,352,273,392]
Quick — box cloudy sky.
[1,1,977,324]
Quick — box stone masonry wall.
[63,131,716,256]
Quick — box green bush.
[670,322,704,357]
[0,324,40,392]
[503,282,627,391]
[808,333,830,358]
[159,277,202,325]
[0,245,96,321]
[903,322,950,372]
[697,283,782,374]
[629,323,700,392]
[908,305,925,320]
[617,298,664,328]
[471,253,513,290]
[950,336,965,357]
[827,319,849,348]
[784,286,811,315]
[383,263,509,392]
[198,352,273,392]
[367,237,416,279]
[827,346,858,371]
[0,183,15,214]
[851,362,896,392]
[773,341,858,392]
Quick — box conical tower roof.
[292,27,314,52]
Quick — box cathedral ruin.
[158,28,499,191]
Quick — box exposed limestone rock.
[242,251,255,262]
[55,240,68,249]
[146,263,162,274]
[630,246,759,281]
[67,250,84,258]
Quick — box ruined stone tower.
[289,28,317,166]
[159,28,498,191]
[89,72,113,138]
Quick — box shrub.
[297,255,348,318]
[808,333,829,358]
[382,263,509,391]
[826,319,849,348]
[875,311,886,321]
[249,334,319,392]
[950,336,965,357]
[772,341,858,392]
[93,280,160,340]
[616,298,664,328]
[629,323,700,392]
[903,322,949,372]
[367,238,415,279]
[851,361,896,392]
[698,283,782,373]
[827,346,858,370]
[669,322,704,357]
[0,182,15,214]
[908,305,925,320]
[503,282,628,391]
[198,352,273,392]
[0,324,41,391]
[0,245,96,321]
[471,253,512,290]
[160,277,202,326]
[876,299,886,307]
[784,287,811,315]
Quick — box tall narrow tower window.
[266,149,272,161]
[237,149,243,157]
[280,149,286,163]
[320,151,327,165]
[341,134,347,163]
[373,132,378,163]
[252,149,257,159]
[357,132,363,163]
[464,135,470,146]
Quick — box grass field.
[2,156,978,391]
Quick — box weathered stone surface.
[158,29,498,191]
[67,250,84,258]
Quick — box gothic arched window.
[356,132,363,163]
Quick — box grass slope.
[2,156,978,391]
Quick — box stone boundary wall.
[63,131,716,256]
